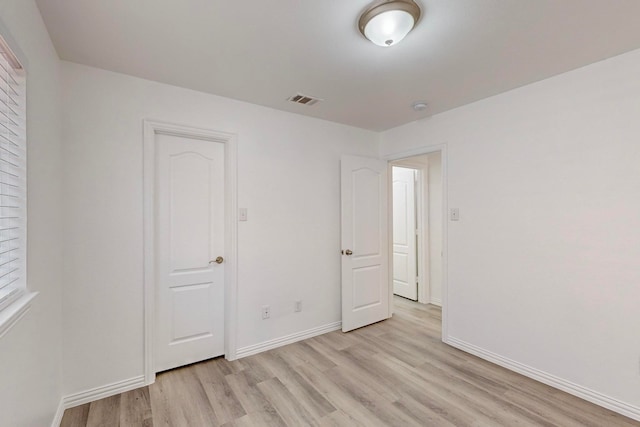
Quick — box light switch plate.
[239,208,248,221]
[450,208,460,221]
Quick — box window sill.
[0,291,38,340]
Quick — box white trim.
[223,132,239,361]
[236,321,342,359]
[416,167,429,306]
[429,297,442,307]
[384,143,449,340]
[0,19,28,69]
[0,287,21,312]
[0,291,37,339]
[51,398,65,427]
[63,376,146,410]
[447,336,640,422]
[142,119,239,384]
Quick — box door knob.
[210,256,224,264]
[345,249,353,256]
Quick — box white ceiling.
[35,0,640,131]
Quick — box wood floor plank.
[392,394,459,427]
[295,362,390,427]
[321,365,422,426]
[414,360,557,427]
[256,377,319,426]
[318,409,366,426]
[120,387,153,427]
[194,359,247,424]
[368,352,494,427]
[304,340,400,403]
[311,330,356,352]
[85,395,120,427]
[237,354,276,386]
[220,411,285,427]
[273,340,337,372]
[253,351,336,418]
[60,404,90,427]
[59,296,640,426]
[224,370,287,426]
[148,367,218,426]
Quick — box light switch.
[239,208,248,221]
[450,208,460,221]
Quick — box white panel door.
[392,167,418,300]
[155,133,225,372]
[341,155,389,332]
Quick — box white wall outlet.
[295,300,302,313]
[450,208,460,221]
[239,208,248,221]
[261,305,270,319]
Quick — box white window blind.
[0,36,26,312]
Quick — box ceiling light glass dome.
[359,0,421,47]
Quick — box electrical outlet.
[295,300,302,313]
[261,305,270,320]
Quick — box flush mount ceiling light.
[358,0,421,47]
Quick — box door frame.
[390,163,429,304]
[384,144,449,342]
[143,119,238,385]
[390,165,421,302]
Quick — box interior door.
[155,133,225,372]
[341,155,389,332]
[392,167,418,300]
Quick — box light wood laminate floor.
[61,297,639,426]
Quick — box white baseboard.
[53,321,342,425]
[446,336,640,422]
[430,297,442,307]
[51,398,65,427]
[236,321,342,359]
[63,375,146,410]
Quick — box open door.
[392,167,418,300]
[341,155,389,332]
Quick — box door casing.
[390,161,429,305]
[384,144,448,342]
[143,119,238,384]
[391,166,418,301]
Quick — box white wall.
[427,152,443,306]
[61,62,378,395]
[380,48,640,411]
[0,1,64,426]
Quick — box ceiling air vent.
[287,93,322,106]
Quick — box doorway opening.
[143,120,238,385]
[390,151,444,331]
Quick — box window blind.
[0,36,25,310]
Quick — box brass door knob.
[345,249,353,256]
[210,256,224,264]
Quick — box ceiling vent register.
[287,93,322,106]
